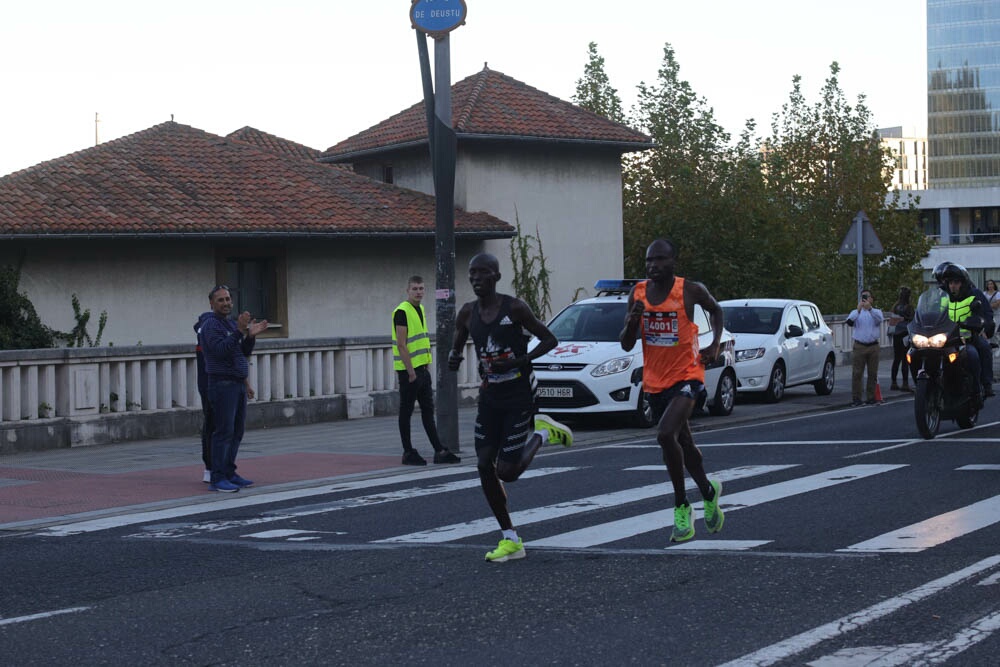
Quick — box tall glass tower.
[927,0,1000,188]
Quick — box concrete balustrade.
[0,318,870,453]
[0,337,481,453]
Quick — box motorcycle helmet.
[933,262,970,289]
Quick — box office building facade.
[927,0,1000,188]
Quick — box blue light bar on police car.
[593,279,642,294]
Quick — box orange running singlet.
[634,278,704,393]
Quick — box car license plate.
[538,387,573,398]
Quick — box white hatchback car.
[718,298,836,402]
[531,280,737,427]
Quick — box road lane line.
[717,554,1000,667]
[0,606,90,626]
[35,465,495,536]
[127,467,578,539]
[376,465,792,544]
[840,494,1000,553]
[531,464,905,548]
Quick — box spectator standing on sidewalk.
[392,275,460,466]
[448,253,574,563]
[846,288,884,406]
[887,286,915,393]
[199,285,268,493]
[195,310,256,483]
[619,238,725,544]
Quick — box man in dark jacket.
[198,286,268,492]
[195,311,214,483]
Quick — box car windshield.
[547,302,627,342]
[721,306,784,335]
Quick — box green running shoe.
[703,479,724,534]
[485,538,525,563]
[670,503,695,542]
[534,414,574,447]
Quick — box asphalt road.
[2,395,999,666]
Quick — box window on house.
[382,164,394,184]
[216,248,287,336]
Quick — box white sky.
[0,1,927,177]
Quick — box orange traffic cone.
[874,382,883,404]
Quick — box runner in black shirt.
[448,253,573,562]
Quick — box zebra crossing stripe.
[531,464,905,548]
[38,466,570,537]
[375,465,795,544]
[717,555,1000,667]
[840,494,1000,554]
[376,465,795,544]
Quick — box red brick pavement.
[0,452,399,525]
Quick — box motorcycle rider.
[934,262,995,398]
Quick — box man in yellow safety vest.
[392,276,461,465]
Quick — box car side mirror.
[786,324,804,338]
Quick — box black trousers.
[398,366,442,452]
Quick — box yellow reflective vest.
[392,301,432,371]
[943,294,976,336]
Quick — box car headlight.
[910,333,948,349]
[591,356,634,377]
[735,348,766,362]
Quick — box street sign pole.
[857,213,864,299]
[411,0,467,451]
[838,210,883,300]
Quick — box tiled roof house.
[322,66,653,312]
[0,122,512,344]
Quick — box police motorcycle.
[906,285,984,439]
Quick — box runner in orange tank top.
[620,238,726,543]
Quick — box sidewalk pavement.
[0,356,908,531]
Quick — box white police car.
[531,280,737,427]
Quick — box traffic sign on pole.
[838,210,883,299]
[410,0,467,39]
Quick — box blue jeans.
[208,379,246,483]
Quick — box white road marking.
[667,540,770,551]
[532,464,905,548]
[36,465,496,536]
[376,465,793,544]
[124,467,577,539]
[841,495,1000,553]
[979,572,1000,586]
[243,529,341,539]
[958,464,1000,470]
[130,468,576,538]
[807,609,1000,666]
[717,554,1000,667]
[0,606,90,627]
[848,423,1000,458]
[606,440,906,449]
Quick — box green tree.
[622,44,735,288]
[761,63,929,313]
[572,42,626,124]
[0,260,58,350]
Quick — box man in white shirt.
[846,289,884,406]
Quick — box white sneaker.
[202,469,211,483]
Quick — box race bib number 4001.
[643,311,679,347]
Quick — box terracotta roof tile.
[322,67,652,160]
[0,122,512,238]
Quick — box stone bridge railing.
[0,318,882,453]
[0,337,480,453]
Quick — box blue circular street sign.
[410,0,467,38]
